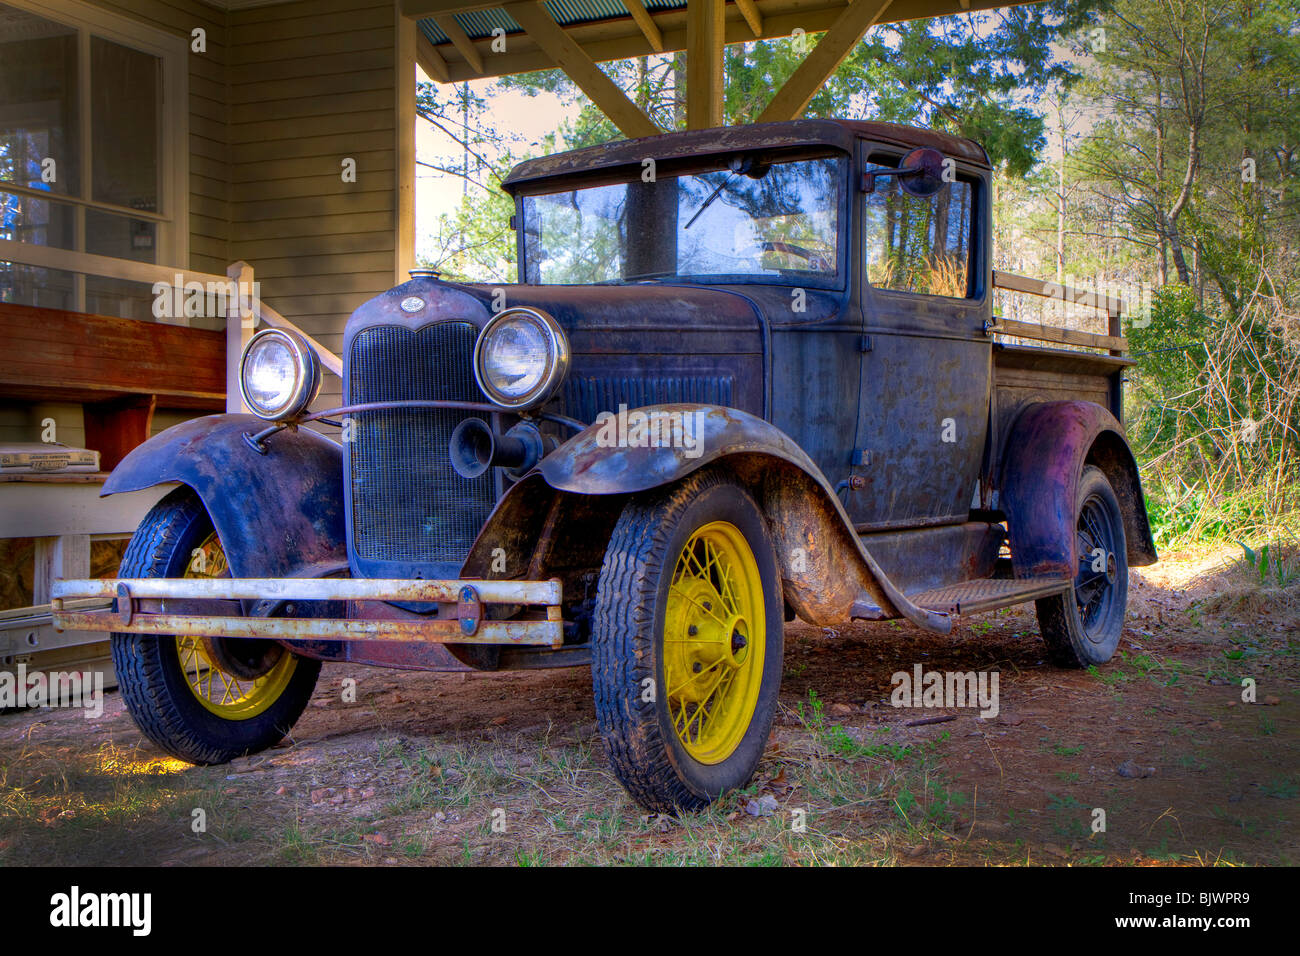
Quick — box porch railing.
[0,238,343,412]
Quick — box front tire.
[1035,465,1129,667]
[592,471,783,813]
[110,487,321,764]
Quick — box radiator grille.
[347,323,494,566]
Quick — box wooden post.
[686,0,724,130]
[396,9,418,285]
[227,261,254,414]
[34,536,90,606]
[1108,307,1124,357]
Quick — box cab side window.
[863,156,974,299]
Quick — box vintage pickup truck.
[54,119,1156,812]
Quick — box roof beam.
[502,2,664,140]
[415,30,452,82]
[734,0,763,37]
[757,0,895,123]
[433,14,485,74]
[624,0,665,53]
[686,0,724,129]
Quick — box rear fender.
[102,414,346,577]
[999,400,1157,579]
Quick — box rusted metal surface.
[54,608,561,645]
[53,576,563,605]
[535,404,950,634]
[52,574,566,649]
[911,577,1070,616]
[861,522,1004,595]
[999,400,1158,580]
[101,413,346,579]
[541,403,806,494]
[501,119,988,192]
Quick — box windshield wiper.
[683,172,735,231]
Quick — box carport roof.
[402,1,1037,138]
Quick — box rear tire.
[110,487,320,764]
[1035,465,1129,667]
[592,471,783,813]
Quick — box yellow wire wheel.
[663,521,765,765]
[176,532,298,720]
[592,471,783,813]
[111,488,321,765]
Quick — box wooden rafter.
[623,0,664,53]
[734,0,762,37]
[433,13,485,74]
[415,30,452,82]
[756,0,895,123]
[502,2,663,139]
[404,1,1018,84]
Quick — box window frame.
[859,145,983,303]
[0,0,188,312]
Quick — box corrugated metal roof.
[417,0,689,44]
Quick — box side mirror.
[861,147,949,197]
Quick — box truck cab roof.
[500,118,991,194]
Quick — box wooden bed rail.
[991,270,1127,356]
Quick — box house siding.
[8,0,403,443]
[228,0,399,410]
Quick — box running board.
[909,577,1071,617]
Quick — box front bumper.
[50,577,564,648]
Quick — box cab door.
[847,141,992,530]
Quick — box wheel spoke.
[667,659,723,698]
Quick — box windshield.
[520,155,844,286]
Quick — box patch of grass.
[1237,538,1300,588]
[1261,776,1299,799]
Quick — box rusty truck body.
[54,119,1156,811]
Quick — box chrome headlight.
[239,328,321,421]
[473,307,570,411]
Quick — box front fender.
[541,404,817,494]
[1000,401,1157,580]
[102,414,346,578]
[536,404,951,633]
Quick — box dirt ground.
[2,542,1296,866]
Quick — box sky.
[415,66,578,259]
